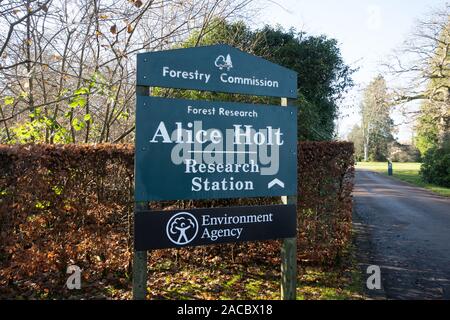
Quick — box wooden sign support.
[280,97,297,300]
[133,86,149,300]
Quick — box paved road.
[353,169,450,299]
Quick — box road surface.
[353,169,450,299]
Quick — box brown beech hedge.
[0,142,354,298]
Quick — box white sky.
[256,0,447,143]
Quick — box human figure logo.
[215,54,233,71]
[166,212,199,245]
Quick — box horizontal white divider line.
[187,151,257,154]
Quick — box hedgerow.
[0,142,354,298]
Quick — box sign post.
[133,45,298,300]
[280,97,297,300]
[133,85,149,300]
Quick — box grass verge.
[356,162,450,197]
[143,245,365,300]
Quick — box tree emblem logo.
[214,54,233,71]
[166,212,199,245]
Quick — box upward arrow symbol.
[268,178,285,189]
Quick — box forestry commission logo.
[166,212,199,245]
[215,54,233,71]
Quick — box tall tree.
[347,124,364,161]
[385,4,449,151]
[360,75,394,161]
[253,27,354,140]
[415,100,441,155]
[415,17,450,154]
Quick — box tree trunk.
[437,89,449,146]
[364,142,369,161]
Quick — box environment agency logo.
[166,212,199,245]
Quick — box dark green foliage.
[360,75,394,161]
[420,144,450,187]
[178,20,354,141]
[253,27,354,140]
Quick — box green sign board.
[136,44,298,98]
[132,45,299,300]
[135,96,297,201]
